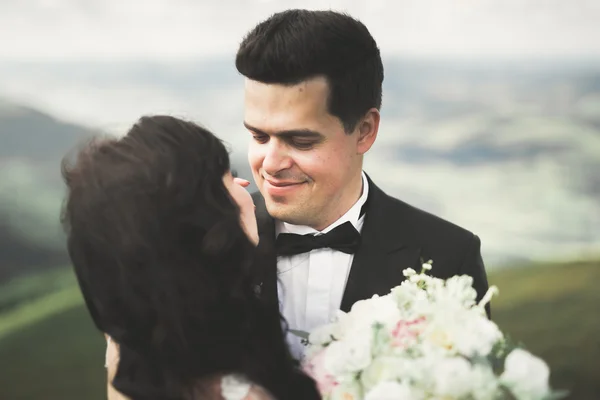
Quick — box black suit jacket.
[252,175,491,318]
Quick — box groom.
[235,9,490,359]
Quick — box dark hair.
[235,9,384,132]
[61,116,319,399]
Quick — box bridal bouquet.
[302,262,564,400]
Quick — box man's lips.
[263,178,307,195]
[265,179,303,187]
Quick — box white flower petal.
[500,349,551,400]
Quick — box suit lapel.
[252,192,279,306]
[340,177,423,312]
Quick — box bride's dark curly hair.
[60,116,319,400]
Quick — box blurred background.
[1,0,599,398]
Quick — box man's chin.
[264,201,301,224]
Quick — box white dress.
[105,337,252,400]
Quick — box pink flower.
[303,348,339,395]
[391,316,426,349]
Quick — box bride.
[60,115,320,400]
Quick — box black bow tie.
[275,221,361,257]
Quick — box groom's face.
[244,76,366,230]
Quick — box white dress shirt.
[276,172,369,360]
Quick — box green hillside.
[0,269,104,400]
[489,260,600,400]
[0,260,598,399]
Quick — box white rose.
[452,315,503,357]
[424,308,502,357]
[500,349,551,400]
[469,364,501,400]
[365,381,421,400]
[323,327,373,375]
[429,357,498,399]
[343,294,401,333]
[431,357,474,398]
[360,356,412,393]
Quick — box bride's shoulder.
[221,374,274,400]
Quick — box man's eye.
[252,135,269,143]
[292,140,315,150]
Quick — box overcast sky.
[2,0,600,61]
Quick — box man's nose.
[262,141,293,176]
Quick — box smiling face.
[244,76,379,230]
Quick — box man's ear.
[356,108,380,155]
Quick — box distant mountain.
[0,99,98,165]
[0,101,98,281]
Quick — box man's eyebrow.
[243,122,323,138]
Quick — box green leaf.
[289,329,309,340]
